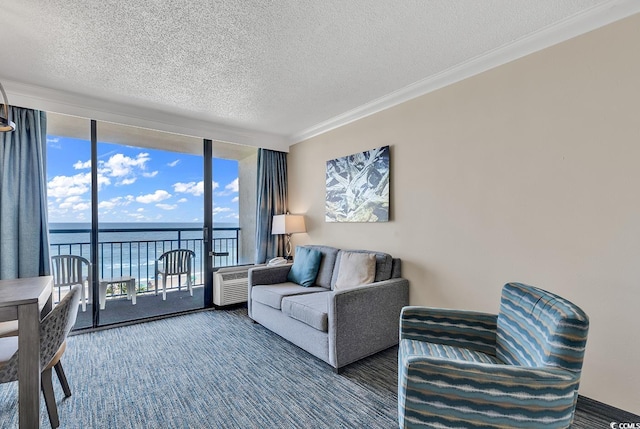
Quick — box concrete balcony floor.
[73,286,206,329]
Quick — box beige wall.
[288,14,640,414]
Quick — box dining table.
[0,276,53,429]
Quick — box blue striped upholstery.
[398,283,589,429]
[496,282,589,374]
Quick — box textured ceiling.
[0,1,637,149]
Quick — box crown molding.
[289,0,640,145]
[2,80,290,152]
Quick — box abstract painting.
[326,145,390,222]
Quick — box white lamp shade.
[272,214,306,235]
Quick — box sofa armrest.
[400,307,498,355]
[399,356,580,428]
[248,265,291,287]
[247,265,292,318]
[328,278,410,369]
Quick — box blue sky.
[46,135,239,225]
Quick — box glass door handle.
[209,251,229,257]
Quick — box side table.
[98,276,136,308]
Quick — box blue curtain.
[0,107,50,279]
[255,149,287,263]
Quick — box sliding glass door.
[94,120,205,326]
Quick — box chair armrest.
[328,278,410,368]
[400,307,498,355]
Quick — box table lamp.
[272,214,306,260]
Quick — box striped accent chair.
[398,282,589,428]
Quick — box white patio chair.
[154,249,195,300]
[50,255,94,311]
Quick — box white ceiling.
[1,1,639,152]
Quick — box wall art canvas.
[326,145,390,222]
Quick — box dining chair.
[154,249,196,300]
[51,255,92,311]
[0,285,81,429]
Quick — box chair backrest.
[39,285,81,368]
[0,285,81,383]
[496,282,589,374]
[51,255,91,288]
[158,249,195,275]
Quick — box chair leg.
[54,361,72,398]
[99,281,107,310]
[130,279,136,305]
[80,283,87,312]
[41,368,60,429]
[162,276,167,300]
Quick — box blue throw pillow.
[287,246,322,287]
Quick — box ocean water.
[49,222,240,286]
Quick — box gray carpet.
[0,308,636,428]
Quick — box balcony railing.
[49,226,240,302]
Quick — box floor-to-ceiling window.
[46,113,257,330]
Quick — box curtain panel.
[0,107,50,279]
[255,148,287,264]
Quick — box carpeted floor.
[0,308,637,428]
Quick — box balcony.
[49,225,241,328]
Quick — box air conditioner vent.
[213,265,257,306]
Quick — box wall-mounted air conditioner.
[213,265,257,306]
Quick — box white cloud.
[48,170,111,199]
[103,153,150,177]
[216,178,238,196]
[173,181,204,196]
[231,196,239,203]
[225,178,239,193]
[136,190,171,204]
[119,177,137,185]
[60,196,87,210]
[73,160,91,170]
[137,208,144,212]
[47,137,61,149]
[98,196,134,210]
[72,152,154,186]
[73,202,91,211]
[177,198,188,203]
[167,160,180,167]
[156,203,177,211]
[212,207,231,217]
[48,173,91,198]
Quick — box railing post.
[236,229,239,265]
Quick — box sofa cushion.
[252,283,327,310]
[400,339,503,365]
[331,250,393,288]
[334,251,376,289]
[281,292,330,332]
[287,246,322,287]
[302,245,339,288]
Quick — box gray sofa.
[248,245,409,372]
